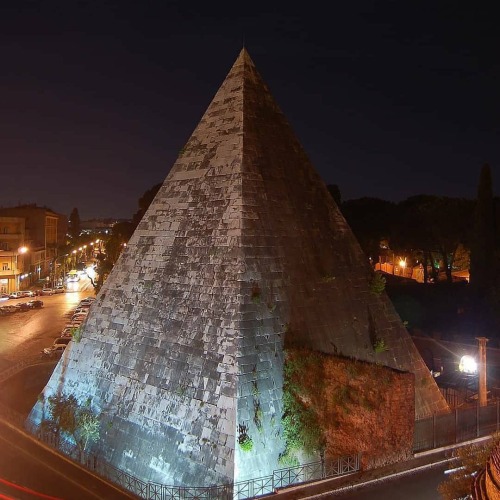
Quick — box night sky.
[1,1,498,220]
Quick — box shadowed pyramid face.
[27,48,448,487]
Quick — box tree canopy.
[470,163,496,295]
[68,207,81,239]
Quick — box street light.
[459,355,477,375]
[16,246,28,290]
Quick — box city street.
[0,276,94,370]
[0,418,135,500]
[323,462,448,499]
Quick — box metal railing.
[23,420,361,499]
[414,400,500,452]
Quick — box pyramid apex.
[234,46,255,68]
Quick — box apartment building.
[0,205,67,291]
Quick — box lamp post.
[476,337,489,407]
[16,246,28,290]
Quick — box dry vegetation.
[283,348,415,469]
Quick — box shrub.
[373,337,389,353]
[370,272,386,295]
[281,351,325,460]
[238,424,253,452]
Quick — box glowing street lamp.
[459,355,477,375]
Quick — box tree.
[92,254,113,294]
[46,393,78,443]
[75,406,100,453]
[469,163,496,296]
[68,208,81,240]
[132,182,162,229]
[395,195,473,283]
[45,393,100,459]
[327,184,342,207]
[438,433,500,499]
[341,197,397,260]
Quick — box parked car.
[42,344,67,357]
[15,303,31,312]
[67,320,85,328]
[0,305,18,314]
[54,286,66,294]
[9,292,24,299]
[41,288,54,296]
[76,301,92,308]
[26,300,43,309]
[22,290,36,297]
[66,320,84,328]
[0,293,10,302]
[53,337,72,346]
[71,316,87,324]
[60,327,76,337]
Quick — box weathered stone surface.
[28,48,448,487]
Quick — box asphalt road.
[0,277,94,370]
[0,418,135,500]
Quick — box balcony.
[0,269,18,278]
[0,233,23,241]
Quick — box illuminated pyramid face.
[28,49,448,486]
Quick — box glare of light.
[18,246,28,254]
[459,355,477,374]
[72,250,77,254]
[399,259,406,269]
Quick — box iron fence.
[414,400,500,452]
[19,410,361,500]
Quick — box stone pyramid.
[28,48,448,487]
